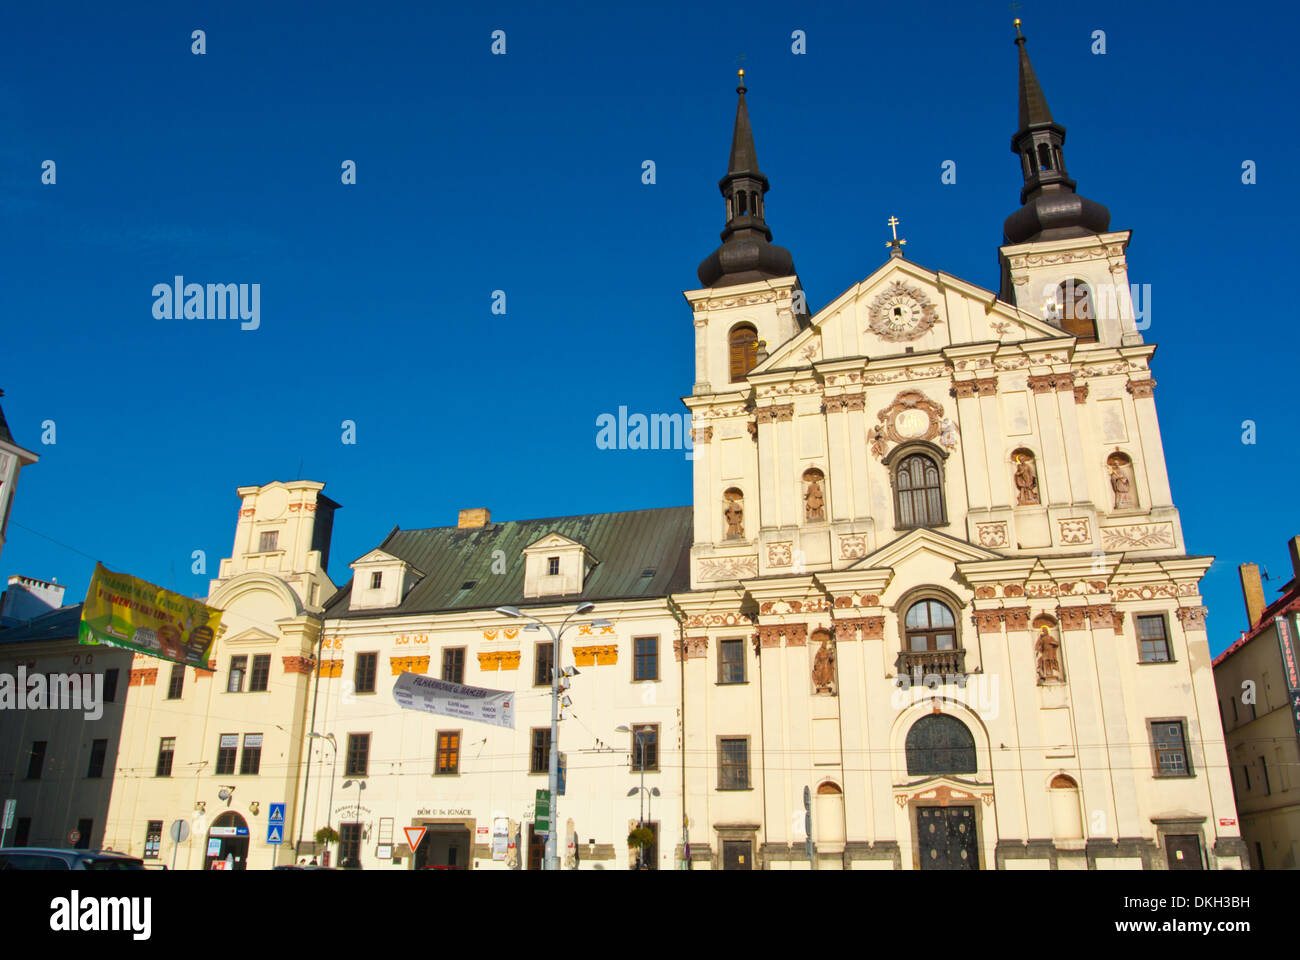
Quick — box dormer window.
[547,557,560,576]
[258,531,278,553]
[347,548,424,612]
[370,571,383,589]
[522,534,596,599]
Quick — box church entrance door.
[917,806,978,870]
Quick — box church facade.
[673,24,1242,869]
[59,24,1243,871]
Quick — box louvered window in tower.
[729,324,759,382]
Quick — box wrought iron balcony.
[897,648,967,679]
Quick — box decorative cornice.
[950,377,998,400]
[282,656,315,676]
[673,636,709,662]
[129,668,158,686]
[755,404,794,424]
[1175,606,1208,631]
[1074,383,1089,403]
[1126,378,1157,399]
[392,655,432,675]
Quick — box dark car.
[0,847,146,870]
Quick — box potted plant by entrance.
[627,826,654,869]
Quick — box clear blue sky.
[2,0,1297,656]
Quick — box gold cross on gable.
[885,215,906,255]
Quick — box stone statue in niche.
[803,472,826,522]
[1034,623,1063,683]
[723,491,744,539]
[1107,453,1137,509]
[1013,451,1040,506]
[812,635,836,694]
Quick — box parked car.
[0,848,145,870]
[272,864,335,870]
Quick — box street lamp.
[497,602,611,870]
[616,725,660,869]
[341,778,366,868]
[309,732,337,854]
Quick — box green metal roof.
[324,505,693,619]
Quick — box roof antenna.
[295,458,303,481]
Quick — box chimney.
[1290,536,1300,581]
[1240,563,1266,629]
[458,508,490,529]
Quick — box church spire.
[1003,20,1110,245]
[697,70,797,288]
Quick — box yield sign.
[404,826,427,852]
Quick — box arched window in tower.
[802,468,826,522]
[1012,448,1040,506]
[723,488,745,540]
[894,453,945,528]
[736,191,748,216]
[905,714,977,776]
[728,323,759,382]
[1055,279,1097,342]
[904,599,957,653]
[1037,142,1053,171]
[1023,151,1034,177]
[1106,451,1138,510]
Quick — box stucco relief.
[697,557,758,582]
[672,636,709,661]
[1100,523,1175,550]
[768,542,793,567]
[866,280,942,342]
[871,390,945,458]
[976,523,1009,549]
[1058,518,1092,545]
[683,612,753,628]
[1175,606,1209,630]
[839,534,867,559]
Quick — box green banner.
[79,562,222,668]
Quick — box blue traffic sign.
[266,824,284,845]
[268,802,286,824]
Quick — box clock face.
[867,280,940,342]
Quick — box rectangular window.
[530,728,551,774]
[719,738,750,790]
[547,556,560,576]
[719,639,745,684]
[370,571,383,589]
[167,663,185,700]
[436,731,460,775]
[1151,720,1191,777]
[26,741,47,780]
[1261,756,1272,795]
[442,647,465,684]
[102,668,119,704]
[144,821,163,859]
[345,733,370,777]
[249,654,271,693]
[1243,764,1252,791]
[14,818,31,847]
[75,819,92,849]
[155,737,175,778]
[258,530,279,552]
[339,822,362,867]
[87,739,108,779]
[1231,696,1238,722]
[1137,615,1172,663]
[216,734,238,775]
[633,636,658,681]
[227,655,247,693]
[631,724,659,772]
[239,733,262,775]
[535,642,554,686]
[355,652,377,693]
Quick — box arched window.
[729,323,759,382]
[1055,279,1096,342]
[905,714,977,776]
[802,468,826,522]
[1037,142,1053,171]
[905,600,956,653]
[1049,774,1083,839]
[736,191,748,216]
[894,453,945,528]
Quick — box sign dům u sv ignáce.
[79,562,222,668]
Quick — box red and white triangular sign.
[404,826,427,852]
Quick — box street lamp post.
[497,602,610,871]
[308,732,337,854]
[617,725,661,869]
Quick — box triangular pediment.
[523,532,585,553]
[849,527,1004,572]
[224,626,279,645]
[352,548,401,566]
[753,258,1071,373]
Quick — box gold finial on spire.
[886,215,907,258]
[736,52,747,92]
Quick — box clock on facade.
[867,280,940,342]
